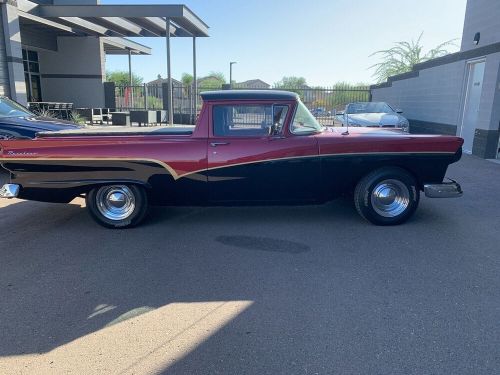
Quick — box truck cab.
[200,90,321,203]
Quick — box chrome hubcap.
[371,179,410,217]
[96,185,136,221]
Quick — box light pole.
[229,61,237,88]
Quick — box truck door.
[207,101,320,203]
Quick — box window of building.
[23,48,42,102]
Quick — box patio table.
[110,111,130,126]
[130,110,157,126]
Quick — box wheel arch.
[351,164,422,192]
[77,179,152,194]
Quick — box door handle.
[269,136,286,141]
[210,142,230,147]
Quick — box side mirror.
[395,109,403,114]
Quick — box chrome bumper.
[0,184,20,198]
[424,180,462,198]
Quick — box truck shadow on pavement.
[0,198,362,357]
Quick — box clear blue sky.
[103,0,467,86]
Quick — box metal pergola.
[17,2,210,125]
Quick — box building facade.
[1,1,208,115]
[0,0,153,108]
[371,0,500,159]
[235,79,270,89]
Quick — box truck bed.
[37,125,195,138]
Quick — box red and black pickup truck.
[0,90,463,228]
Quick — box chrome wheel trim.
[95,185,136,221]
[370,179,410,218]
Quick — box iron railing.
[113,83,371,125]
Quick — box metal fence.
[113,83,371,126]
[115,84,164,111]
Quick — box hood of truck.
[316,126,464,154]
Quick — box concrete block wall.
[0,8,10,96]
[461,0,500,51]
[38,36,105,108]
[473,52,500,158]
[476,52,500,131]
[371,52,500,158]
[371,60,467,133]
[0,2,27,104]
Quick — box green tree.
[274,76,307,88]
[208,71,226,83]
[369,32,458,83]
[274,76,308,100]
[106,70,143,86]
[181,73,194,86]
[325,82,370,110]
[198,71,226,90]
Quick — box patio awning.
[102,37,151,56]
[16,0,209,125]
[17,2,209,38]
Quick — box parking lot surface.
[0,155,499,374]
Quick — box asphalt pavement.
[0,154,499,374]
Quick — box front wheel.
[86,184,148,228]
[354,167,420,225]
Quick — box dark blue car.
[0,96,81,140]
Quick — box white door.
[460,60,485,153]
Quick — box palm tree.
[181,73,194,96]
[181,73,194,87]
[369,32,458,83]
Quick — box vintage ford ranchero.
[0,90,463,228]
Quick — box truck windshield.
[0,97,32,118]
[290,101,322,134]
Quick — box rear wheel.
[354,167,419,225]
[86,184,148,228]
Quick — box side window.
[213,104,288,137]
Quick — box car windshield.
[291,101,322,134]
[346,102,394,114]
[0,97,32,118]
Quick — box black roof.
[200,90,299,101]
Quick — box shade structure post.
[165,18,173,126]
[128,49,132,85]
[128,48,133,108]
[192,36,197,124]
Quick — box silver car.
[336,102,409,132]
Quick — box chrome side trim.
[424,180,463,198]
[0,184,20,198]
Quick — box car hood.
[347,112,405,126]
[0,116,81,131]
[322,126,407,137]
